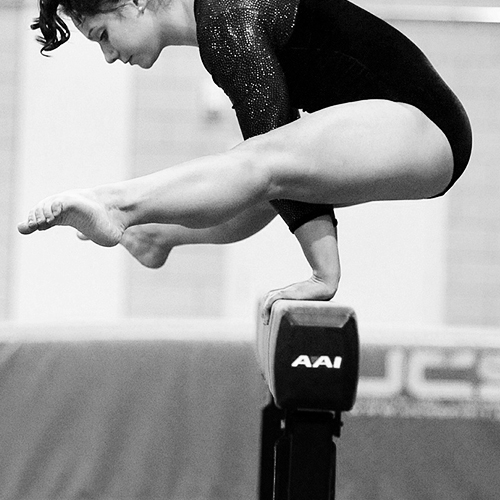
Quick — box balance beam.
[256,300,360,500]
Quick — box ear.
[134,0,149,13]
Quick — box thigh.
[259,99,454,206]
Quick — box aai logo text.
[291,355,342,369]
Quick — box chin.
[138,53,160,69]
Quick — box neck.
[160,0,198,46]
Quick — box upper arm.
[197,8,298,139]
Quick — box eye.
[100,30,108,42]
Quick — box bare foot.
[17,189,127,247]
[118,225,174,268]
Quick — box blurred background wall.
[3,0,500,334]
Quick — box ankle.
[93,183,134,229]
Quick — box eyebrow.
[88,27,97,40]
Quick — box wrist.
[311,266,341,294]
[295,214,340,270]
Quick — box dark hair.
[31,0,121,54]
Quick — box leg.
[240,99,453,206]
[17,151,275,245]
[18,99,453,243]
[118,202,277,268]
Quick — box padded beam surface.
[256,300,360,411]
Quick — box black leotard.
[195,0,472,232]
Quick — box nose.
[101,44,119,64]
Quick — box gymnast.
[20,0,472,318]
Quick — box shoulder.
[195,0,283,39]
[195,0,271,75]
[195,0,298,60]
[195,0,278,18]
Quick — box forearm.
[260,214,340,322]
[294,214,341,292]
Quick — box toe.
[76,231,90,241]
[17,221,31,234]
[18,212,37,235]
[34,205,49,231]
[51,200,63,218]
[42,201,55,224]
[27,211,38,229]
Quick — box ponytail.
[31,0,71,54]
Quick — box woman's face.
[76,1,164,68]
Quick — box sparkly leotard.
[195,0,472,232]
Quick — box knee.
[230,136,285,200]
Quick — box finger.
[262,290,282,325]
